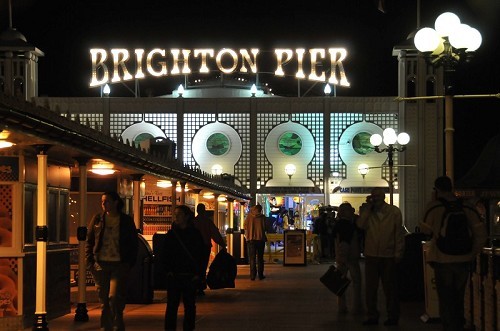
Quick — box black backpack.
[206,249,237,290]
[434,198,473,255]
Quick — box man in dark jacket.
[194,203,226,296]
[86,191,138,331]
[163,205,205,331]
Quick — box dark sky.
[2,0,499,180]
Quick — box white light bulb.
[465,27,482,52]
[449,24,472,49]
[370,134,383,147]
[414,27,441,52]
[434,12,461,37]
[397,132,410,145]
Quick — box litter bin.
[127,234,154,304]
[398,232,426,302]
[153,232,168,290]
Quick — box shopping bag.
[319,265,351,296]
[206,249,237,290]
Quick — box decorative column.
[33,144,51,330]
[323,96,331,206]
[213,193,220,232]
[74,157,90,322]
[180,181,186,205]
[191,189,202,214]
[240,202,247,260]
[171,180,178,212]
[226,198,235,255]
[131,174,144,231]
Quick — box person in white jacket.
[357,187,405,326]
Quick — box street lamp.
[250,84,257,97]
[324,83,332,96]
[414,12,481,182]
[370,128,410,205]
[177,84,185,97]
[358,164,369,179]
[285,163,296,185]
[103,83,110,97]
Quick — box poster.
[0,185,13,247]
[283,230,306,266]
[0,258,18,317]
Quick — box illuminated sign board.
[90,48,350,87]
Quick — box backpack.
[435,198,473,255]
[206,249,237,289]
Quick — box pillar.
[213,193,220,232]
[191,189,202,215]
[180,181,186,205]
[171,180,178,212]
[131,174,144,230]
[74,157,90,322]
[33,145,51,330]
[226,198,235,255]
[240,202,247,260]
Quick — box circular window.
[352,132,374,155]
[278,132,302,156]
[134,133,155,144]
[206,133,230,156]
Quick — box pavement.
[28,259,445,331]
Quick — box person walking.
[243,204,267,280]
[86,191,139,331]
[332,202,362,314]
[420,176,487,331]
[193,203,226,296]
[163,205,205,331]
[357,188,405,326]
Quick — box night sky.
[2,0,499,181]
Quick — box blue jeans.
[247,240,265,279]
[91,261,130,331]
[432,262,471,331]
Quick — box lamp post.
[177,84,184,97]
[370,128,410,205]
[250,84,257,97]
[413,12,481,182]
[285,163,296,185]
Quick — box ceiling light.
[157,180,172,188]
[0,140,15,149]
[89,160,116,175]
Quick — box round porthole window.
[278,132,302,156]
[206,133,230,156]
[134,133,155,144]
[352,132,374,155]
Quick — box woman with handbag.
[332,202,362,314]
[162,205,205,331]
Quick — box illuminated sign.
[90,48,350,87]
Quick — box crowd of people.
[311,177,486,330]
[85,175,487,330]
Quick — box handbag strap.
[171,227,199,270]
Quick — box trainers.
[362,318,378,326]
[383,319,398,326]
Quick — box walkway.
[29,261,444,331]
